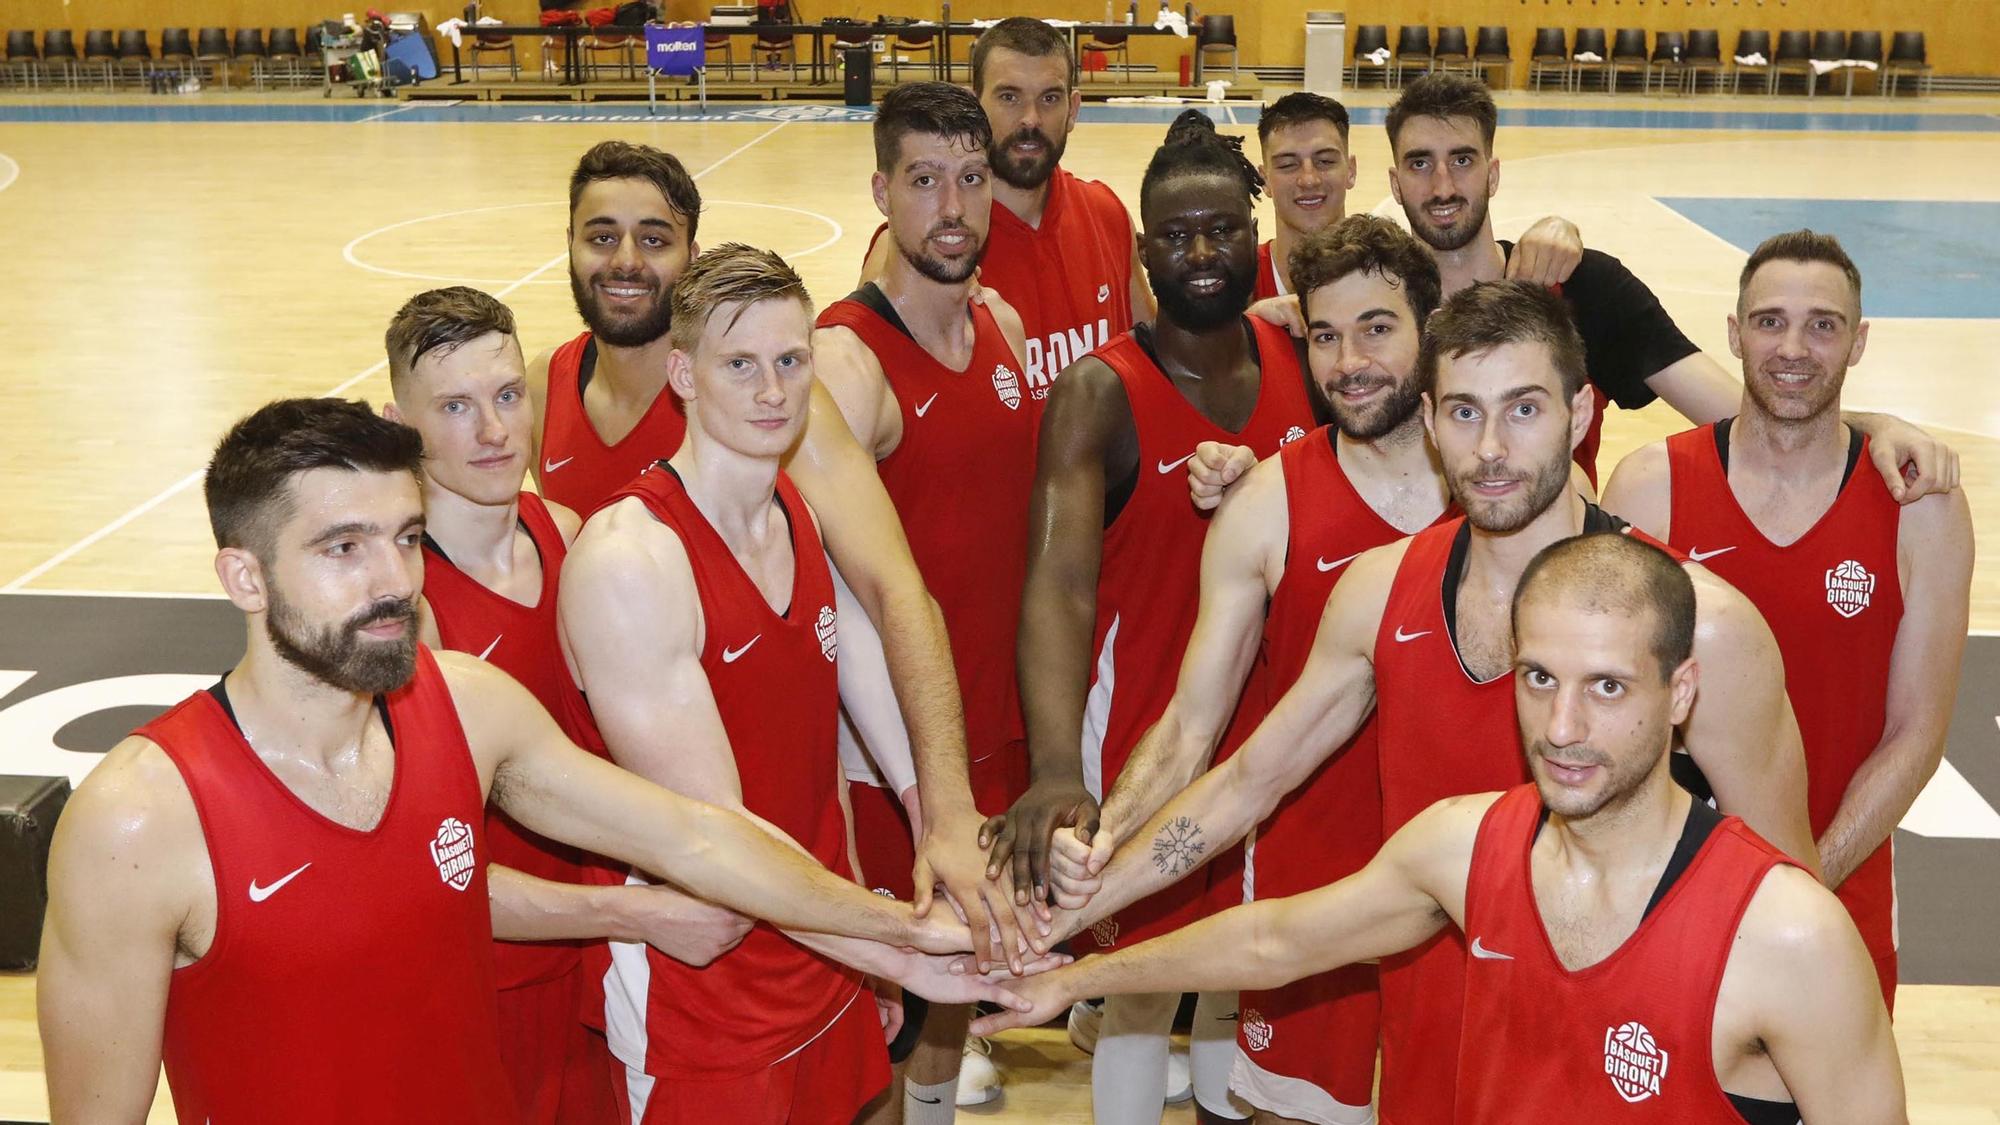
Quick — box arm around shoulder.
[1599,440,1672,541]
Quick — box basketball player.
[860,17,1147,398]
[977,533,1906,1125]
[812,83,1033,1116]
[1252,91,1580,301]
[530,140,1030,973]
[1383,73,1959,493]
[1602,230,1974,1013]
[35,397,1011,1124]
[1000,112,1320,1123]
[1082,215,1454,1125]
[1041,280,1818,1125]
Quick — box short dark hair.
[385,286,517,391]
[971,17,1075,92]
[1289,214,1442,324]
[205,398,425,557]
[668,243,812,355]
[1386,73,1497,154]
[874,81,994,174]
[1257,91,1350,147]
[1513,531,1696,681]
[1141,109,1264,210]
[1419,280,1588,399]
[568,140,702,242]
[1739,228,1863,309]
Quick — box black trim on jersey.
[210,678,394,742]
[1441,501,1628,652]
[1530,795,1721,919]
[420,519,544,578]
[1714,416,1864,489]
[847,283,917,344]
[1109,318,1267,525]
[644,461,801,616]
[573,336,600,400]
[1728,1090,1803,1125]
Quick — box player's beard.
[898,222,986,285]
[1451,436,1573,534]
[1527,738,1652,821]
[990,124,1067,191]
[1328,373,1426,441]
[1151,258,1257,333]
[1402,189,1490,253]
[570,262,673,348]
[265,585,419,696]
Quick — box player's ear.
[381,400,404,424]
[1420,391,1438,445]
[871,170,890,218]
[215,546,269,615]
[1486,154,1500,198]
[1725,313,1744,360]
[1342,153,1357,188]
[666,347,697,402]
[1666,655,1698,726]
[1848,318,1869,367]
[1567,382,1594,453]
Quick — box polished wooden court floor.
[0,84,1995,1121]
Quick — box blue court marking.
[4,98,2000,131]
[1658,197,2000,318]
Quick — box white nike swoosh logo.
[477,635,501,661]
[722,635,761,663]
[249,862,312,903]
[914,392,940,417]
[1157,452,1196,474]
[1687,546,1736,562]
[1470,936,1513,961]
[1316,552,1362,573]
[1394,626,1431,643]
[543,456,574,473]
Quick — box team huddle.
[34,16,1973,1125]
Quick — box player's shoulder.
[58,735,202,863]
[1735,862,1861,967]
[1348,532,1421,588]
[1607,438,1673,489]
[1066,170,1137,225]
[1600,439,1674,528]
[811,320,886,379]
[570,492,691,582]
[544,498,585,544]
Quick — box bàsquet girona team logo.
[815,605,837,662]
[1241,1008,1273,1052]
[430,816,477,891]
[992,363,1023,411]
[1603,1021,1669,1103]
[1825,559,1876,618]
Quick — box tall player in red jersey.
[976,533,1907,1125]
[559,246,1057,1125]
[1074,216,1453,1125]
[1604,230,1973,1014]
[384,287,758,1122]
[999,112,1318,1123]
[1386,74,1958,493]
[530,142,1039,975]
[34,398,1004,1125]
[1043,280,1819,1125]
[813,83,1035,1117]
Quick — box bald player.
[1086,215,1456,1125]
[1251,91,1581,302]
[386,286,748,1123]
[861,17,1149,398]
[812,82,1034,1116]
[1603,230,1973,1013]
[35,397,993,1125]
[528,140,1032,972]
[1042,280,1817,1125]
[1381,73,1958,492]
[978,533,1906,1125]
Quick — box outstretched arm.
[972,793,1488,1036]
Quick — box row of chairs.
[1352,25,1934,97]
[3,28,324,91]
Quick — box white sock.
[1192,990,1252,1118]
[903,1076,958,1123]
[1091,990,1180,1124]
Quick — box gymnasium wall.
[15,0,1997,79]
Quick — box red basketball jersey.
[814,293,1037,766]
[149,647,519,1125]
[539,331,688,515]
[597,464,866,1079]
[1664,424,1904,967]
[1456,785,1797,1123]
[423,492,609,991]
[1252,239,1284,302]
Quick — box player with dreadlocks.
[999,110,1318,1124]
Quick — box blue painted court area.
[1658,197,2000,319]
[3,98,2000,132]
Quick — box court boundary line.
[357,101,452,122]
[0,121,791,594]
[0,152,19,193]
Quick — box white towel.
[1844,58,1880,70]
[438,16,465,47]
[1811,59,1843,75]
[1363,46,1390,64]
[1734,51,1767,65]
[1153,11,1189,37]
[1206,78,1229,102]
[1574,50,1602,62]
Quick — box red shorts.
[620,990,891,1125]
[848,739,1030,902]
[497,964,622,1124]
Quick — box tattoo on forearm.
[1150,816,1206,877]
